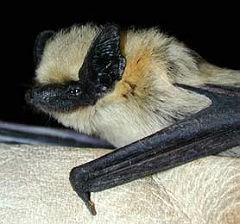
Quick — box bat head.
[26,24,210,146]
[26,24,126,113]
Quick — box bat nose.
[25,86,55,106]
[25,87,48,106]
[25,89,35,105]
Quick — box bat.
[24,24,239,215]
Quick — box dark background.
[1,4,239,127]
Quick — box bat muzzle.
[25,83,96,113]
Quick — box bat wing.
[69,84,240,215]
[0,121,113,149]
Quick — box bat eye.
[101,86,108,93]
[69,87,81,96]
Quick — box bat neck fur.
[35,24,240,147]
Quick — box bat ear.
[79,24,126,89]
[34,30,55,66]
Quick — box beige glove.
[0,144,239,224]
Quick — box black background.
[1,4,239,127]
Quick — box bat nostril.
[25,88,44,105]
[25,89,34,104]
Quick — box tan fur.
[36,24,100,84]
[36,24,240,147]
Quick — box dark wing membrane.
[0,121,114,149]
[69,84,240,215]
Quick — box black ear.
[79,24,126,94]
[34,30,55,65]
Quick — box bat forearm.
[71,126,239,193]
[0,121,113,149]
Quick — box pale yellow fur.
[36,24,240,147]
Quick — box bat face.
[26,23,239,147]
[26,25,126,113]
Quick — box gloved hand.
[0,144,239,224]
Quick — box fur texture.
[35,24,240,147]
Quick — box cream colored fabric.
[0,144,239,224]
